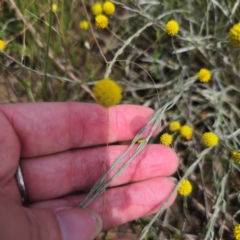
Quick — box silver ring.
[16,165,27,203]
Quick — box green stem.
[42,0,53,100]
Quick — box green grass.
[1,0,240,239]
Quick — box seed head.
[202,132,219,147]
[232,151,240,164]
[178,179,192,196]
[51,4,58,13]
[229,23,240,48]
[103,1,115,15]
[0,40,6,51]
[166,20,179,36]
[79,20,89,30]
[197,68,211,83]
[234,224,240,240]
[93,78,122,108]
[180,125,192,140]
[95,14,108,29]
[160,133,172,146]
[92,2,103,15]
[169,121,181,132]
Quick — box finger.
[0,103,155,158]
[0,194,102,240]
[30,177,176,230]
[0,111,21,202]
[21,145,178,201]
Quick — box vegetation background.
[1,0,240,239]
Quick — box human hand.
[0,103,178,240]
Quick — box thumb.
[0,195,102,240]
[54,207,102,240]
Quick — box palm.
[0,103,177,230]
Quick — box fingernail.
[55,208,102,240]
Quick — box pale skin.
[0,103,178,240]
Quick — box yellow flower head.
[93,78,122,108]
[202,132,219,147]
[0,40,6,51]
[169,121,181,132]
[137,139,145,144]
[234,224,240,240]
[103,1,115,15]
[92,2,103,15]
[51,4,58,13]
[166,20,179,36]
[232,151,240,164]
[160,133,172,146]
[180,125,192,140]
[229,23,240,48]
[79,20,89,30]
[95,14,108,29]
[197,68,211,83]
[178,179,192,196]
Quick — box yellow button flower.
[178,179,192,196]
[197,68,211,83]
[79,20,89,30]
[95,14,108,29]
[232,151,240,164]
[160,133,172,146]
[229,23,240,48]
[103,1,115,15]
[169,121,181,132]
[202,132,219,147]
[166,20,179,36]
[51,4,58,13]
[234,224,240,240]
[93,78,122,108]
[0,40,6,51]
[180,125,192,140]
[92,2,103,15]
